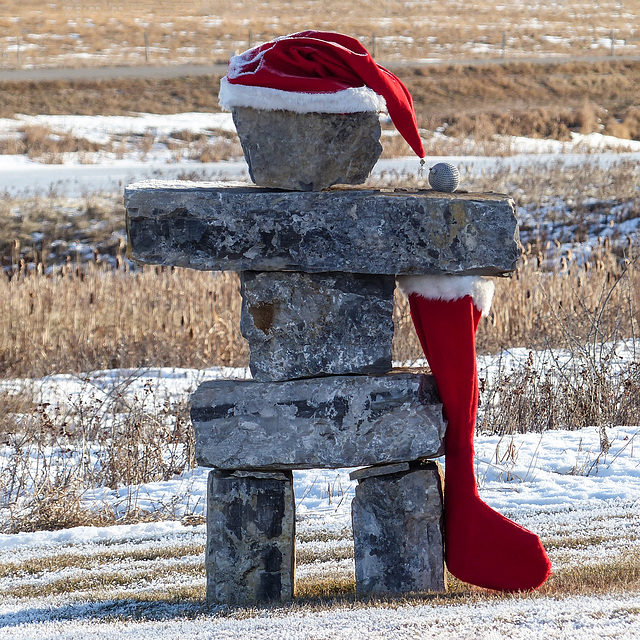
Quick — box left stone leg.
[206,469,295,605]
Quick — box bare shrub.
[186,132,243,163]
[20,125,101,163]
[0,376,197,533]
[576,102,601,134]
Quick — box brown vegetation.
[0,264,246,378]
[2,0,639,69]
[2,219,639,380]
[3,59,640,144]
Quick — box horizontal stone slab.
[240,271,394,381]
[191,371,445,470]
[125,181,521,276]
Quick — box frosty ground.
[1,117,640,637]
[1,354,640,638]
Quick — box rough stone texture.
[232,107,382,191]
[191,371,445,470]
[240,271,394,381]
[206,468,295,604]
[352,461,446,596]
[125,182,521,276]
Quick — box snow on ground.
[3,592,640,639]
[1,357,640,637]
[0,112,237,144]
[1,111,640,196]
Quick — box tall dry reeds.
[2,241,638,379]
[0,261,248,378]
[395,242,640,436]
[393,242,640,360]
[478,244,640,435]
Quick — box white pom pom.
[428,162,460,192]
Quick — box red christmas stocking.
[408,292,552,591]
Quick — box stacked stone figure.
[125,142,520,603]
[193,264,449,602]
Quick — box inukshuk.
[124,31,550,605]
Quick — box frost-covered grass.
[1,377,640,636]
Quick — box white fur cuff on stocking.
[396,275,495,317]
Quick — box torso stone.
[240,271,395,381]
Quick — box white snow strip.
[0,112,237,143]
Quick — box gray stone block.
[352,461,446,596]
[206,469,295,604]
[191,371,445,470]
[232,107,382,191]
[240,271,394,381]
[125,182,521,276]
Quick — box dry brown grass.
[2,0,639,70]
[392,246,640,358]
[2,243,638,380]
[4,60,640,144]
[2,241,637,531]
[0,262,247,378]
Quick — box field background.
[2,0,640,69]
[1,2,640,635]
[1,0,639,392]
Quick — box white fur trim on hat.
[219,76,387,114]
[396,275,495,316]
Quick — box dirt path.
[2,54,640,83]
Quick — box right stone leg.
[351,461,446,597]
[206,469,296,605]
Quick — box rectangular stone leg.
[351,461,446,596]
[206,469,295,605]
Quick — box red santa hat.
[219,30,425,159]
